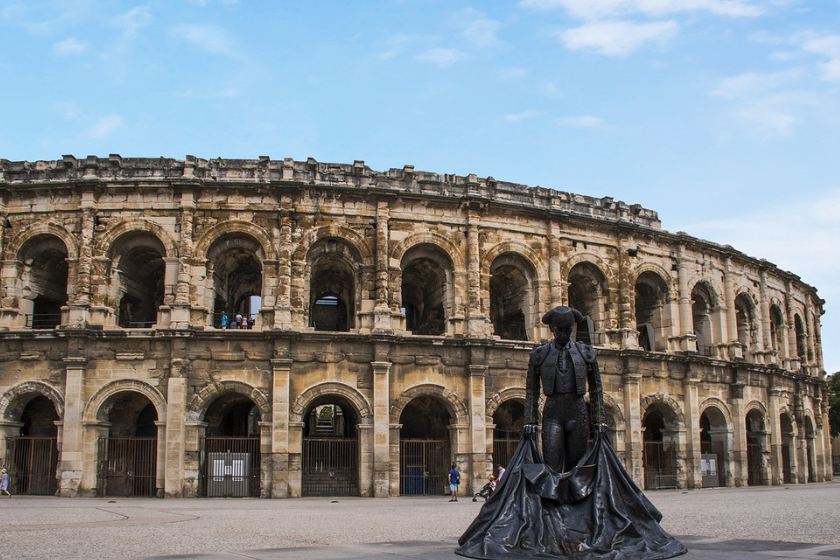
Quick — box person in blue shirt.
[448,464,461,502]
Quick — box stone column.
[164,372,187,498]
[468,364,488,496]
[65,193,96,326]
[548,231,563,309]
[466,221,487,336]
[154,420,167,497]
[784,281,796,371]
[371,360,392,497]
[767,387,783,485]
[675,245,697,352]
[171,188,195,329]
[616,232,636,348]
[288,421,304,497]
[723,257,741,360]
[275,212,293,329]
[683,374,702,489]
[58,357,88,496]
[729,380,748,486]
[758,268,771,364]
[622,358,644,486]
[271,358,292,497]
[373,201,392,333]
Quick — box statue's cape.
[456,433,687,560]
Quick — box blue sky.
[1,0,838,373]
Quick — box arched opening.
[19,235,69,329]
[111,233,166,328]
[200,393,261,497]
[699,407,728,487]
[6,395,59,495]
[794,314,807,363]
[770,304,785,357]
[208,234,263,330]
[97,392,158,497]
[308,239,357,332]
[735,293,757,358]
[634,271,669,352]
[745,409,766,486]
[401,245,451,335]
[492,400,524,470]
[301,397,360,497]
[691,282,716,355]
[805,417,815,483]
[489,254,535,341]
[642,405,679,490]
[399,396,453,495]
[567,262,607,345]
[780,412,795,484]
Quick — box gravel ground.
[2,482,839,560]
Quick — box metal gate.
[97,437,157,497]
[200,437,261,497]
[5,437,58,495]
[643,441,677,490]
[747,443,764,486]
[302,437,359,496]
[399,439,450,495]
[781,444,793,484]
[492,434,519,473]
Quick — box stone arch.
[5,223,79,261]
[290,382,373,424]
[94,219,178,258]
[84,379,167,424]
[303,235,364,332]
[687,275,723,308]
[390,383,469,426]
[0,380,65,421]
[699,397,733,425]
[192,220,275,262]
[390,232,465,271]
[485,247,542,340]
[291,224,373,264]
[480,242,545,282]
[601,393,626,430]
[559,253,617,292]
[641,394,685,425]
[485,387,526,420]
[744,401,768,419]
[631,263,674,292]
[186,380,270,423]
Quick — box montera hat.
[541,306,584,328]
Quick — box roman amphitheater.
[0,155,828,499]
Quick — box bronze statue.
[456,305,687,560]
[525,306,604,473]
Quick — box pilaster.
[58,357,88,496]
[372,359,392,497]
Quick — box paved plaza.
[3,482,840,560]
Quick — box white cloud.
[519,0,762,19]
[559,20,677,56]
[171,23,237,56]
[710,70,800,99]
[557,115,604,128]
[53,37,86,55]
[88,115,122,138]
[504,110,541,122]
[414,48,468,67]
[800,34,840,82]
[112,6,153,38]
[463,17,502,48]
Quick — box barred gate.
[781,444,793,484]
[5,437,58,495]
[747,443,764,486]
[643,441,677,490]
[199,437,261,497]
[399,439,450,495]
[301,437,359,496]
[97,437,157,497]
[492,435,519,473]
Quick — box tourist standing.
[448,464,461,502]
[0,468,10,497]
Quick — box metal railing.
[24,313,62,329]
[97,437,158,497]
[5,437,59,495]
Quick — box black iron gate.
[747,443,764,486]
[97,437,157,497]
[400,439,450,495]
[199,437,261,497]
[643,441,677,490]
[5,437,58,495]
[492,432,519,473]
[302,437,359,496]
[781,444,793,483]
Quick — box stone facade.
[0,155,829,498]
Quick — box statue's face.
[551,324,573,345]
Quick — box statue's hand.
[524,423,539,435]
[595,423,608,434]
